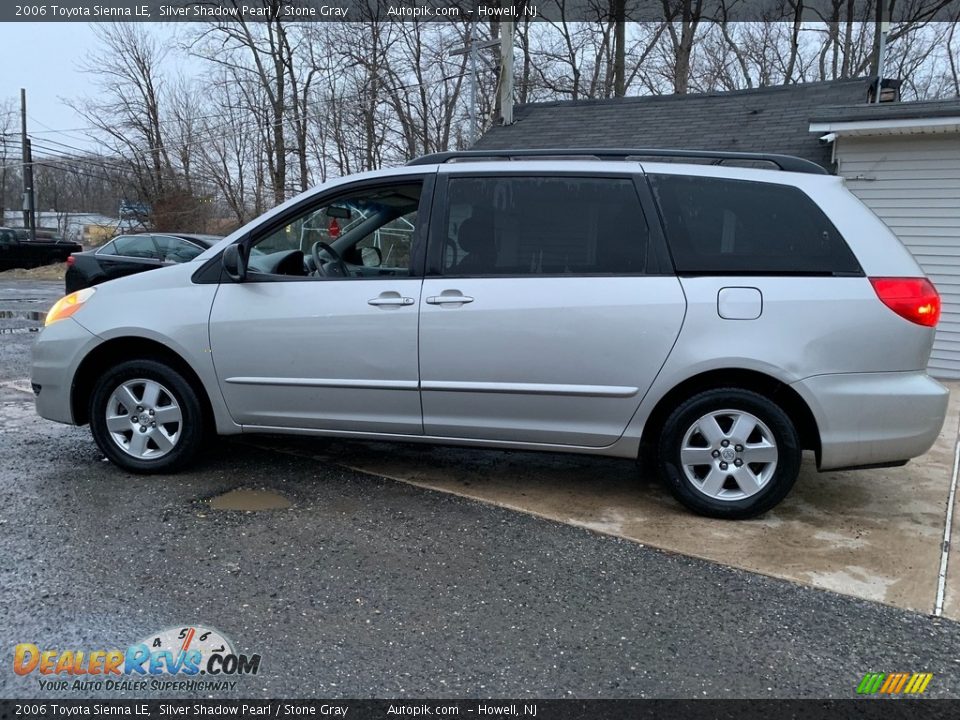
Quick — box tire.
[656,388,801,519]
[89,359,205,474]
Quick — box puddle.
[209,488,292,511]
[0,379,33,394]
[0,310,45,321]
[0,309,45,334]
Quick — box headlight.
[45,287,96,326]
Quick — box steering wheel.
[311,241,349,277]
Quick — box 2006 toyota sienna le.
[31,149,950,519]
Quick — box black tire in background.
[656,388,801,519]
[89,359,205,474]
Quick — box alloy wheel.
[105,378,183,460]
[679,409,779,501]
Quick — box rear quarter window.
[97,240,118,255]
[649,175,861,275]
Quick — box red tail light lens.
[66,255,75,267]
[870,277,941,327]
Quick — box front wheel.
[656,388,801,519]
[89,359,205,474]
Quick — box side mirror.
[222,243,247,282]
[361,246,382,267]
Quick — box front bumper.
[790,371,949,471]
[31,318,101,425]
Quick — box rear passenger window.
[443,176,649,275]
[649,175,861,275]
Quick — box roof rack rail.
[406,148,827,175]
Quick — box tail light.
[66,255,75,267]
[870,277,941,327]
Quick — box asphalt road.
[1,278,959,700]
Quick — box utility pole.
[500,21,515,126]
[469,21,477,144]
[20,88,36,241]
[613,0,626,97]
[450,25,500,146]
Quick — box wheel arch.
[71,336,215,430]
[640,368,821,461]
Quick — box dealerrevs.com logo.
[13,625,262,693]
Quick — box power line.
[27,116,98,148]
[6,69,472,211]
[8,141,265,203]
[4,138,135,174]
[15,71,471,163]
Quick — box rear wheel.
[657,388,801,519]
[89,359,204,474]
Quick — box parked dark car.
[0,227,83,271]
[65,233,221,293]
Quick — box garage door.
[838,134,960,379]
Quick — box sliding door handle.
[426,293,474,305]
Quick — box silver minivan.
[31,149,949,518]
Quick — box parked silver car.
[31,149,949,518]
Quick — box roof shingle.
[475,79,869,169]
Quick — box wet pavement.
[267,402,960,619]
[0,281,60,387]
[1,278,959,699]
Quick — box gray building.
[477,80,960,378]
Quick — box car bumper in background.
[791,371,950,471]
[31,318,101,425]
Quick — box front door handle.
[368,292,414,307]
[426,293,474,306]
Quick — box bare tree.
[46,11,959,229]
[0,99,19,212]
[948,19,960,96]
[67,25,207,229]
[189,0,314,203]
[196,72,266,225]
[662,0,705,93]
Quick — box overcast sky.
[0,23,185,150]
[1,24,101,139]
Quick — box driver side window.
[248,181,423,280]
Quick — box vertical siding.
[838,134,960,379]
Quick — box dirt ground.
[0,263,67,282]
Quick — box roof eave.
[809,117,960,137]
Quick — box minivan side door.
[418,171,686,447]
[208,176,432,435]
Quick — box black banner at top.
[1,0,959,23]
